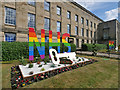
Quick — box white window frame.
[44,17,50,30]
[28,0,36,6]
[28,13,35,28]
[67,11,71,19]
[5,7,16,26]
[75,26,78,35]
[44,0,50,11]
[57,6,61,15]
[75,14,78,22]
[5,33,16,42]
[57,21,61,32]
[67,24,71,34]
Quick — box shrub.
[34,57,39,63]
[58,64,61,66]
[38,65,42,67]
[95,44,107,51]
[2,42,76,61]
[98,49,108,53]
[82,43,107,51]
[28,63,33,68]
[29,71,34,75]
[40,68,45,71]
[50,64,56,68]
[2,42,29,61]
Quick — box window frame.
[81,17,84,24]
[76,39,79,48]
[94,23,96,29]
[28,13,36,28]
[67,24,71,34]
[75,26,78,35]
[103,30,109,39]
[87,40,89,43]
[5,33,16,42]
[45,36,49,42]
[91,31,92,38]
[91,40,93,44]
[86,29,89,37]
[91,21,93,27]
[82,39,84,43]
[44,17,50,31]
[28,0,36,6]
[94,32,96,38]
[5,7,16,26]
[86,19,89,26]
[67,11,71,19]
[81,28,84,36]
[57,21,61,32]
[57,6,61,15]
[44,0,50,11]
[75,14,78,22]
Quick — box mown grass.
[1,55,119,88]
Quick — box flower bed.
[60,58,73,64]
[11,59,98,89]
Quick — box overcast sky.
[74,1,118,21]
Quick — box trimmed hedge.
[82,43,107,51]
[2,42,76,61]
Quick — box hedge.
[82,43,107,51]
[2,42,76,61]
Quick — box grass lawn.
[1,55,119,88]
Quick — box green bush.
[82,43,107,51]
[2,42,29,61]
[28,63,33,68]
[40,68,45,71]
[38,65,42,67]
[50,64,56,68]
[2,42,76,61]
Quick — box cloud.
[79,2,96,11]
[74,1,97,11]
[74,1,106,12]
[105,8,118,21]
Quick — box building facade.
[97,19,120,50]
[0,1,103,49]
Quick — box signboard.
[29,28,71,61]
[109,41,114,50]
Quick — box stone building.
[97,19,120,50]
[0,0,103,49]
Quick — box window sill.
[44,9,50,12]
[67,18,70,19]
[57,14,61,16]
[28,3,36,7]
[4,23,16,27]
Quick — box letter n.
[29,28,45,61]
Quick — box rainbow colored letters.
[109,41,114,49]
[29,28,71,61]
